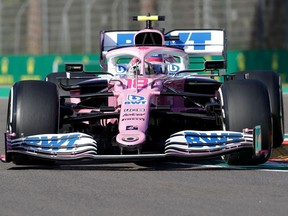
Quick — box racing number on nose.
[126,78,149,88]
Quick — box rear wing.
[100,29,226,69]
[100,30,137,68]
[100,30,138,53]
[165,29,226,56]
[165,29,227,71]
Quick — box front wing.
[2,127,265,163]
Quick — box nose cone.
[116,131,146,151]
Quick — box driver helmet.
[128,57,156,75]
[128,57,141,75]
[145,54,166,74]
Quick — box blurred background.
[0,0,288,89]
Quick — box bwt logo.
[127,95,145,101]
[124,95,147,105]
[167,64,180,73]
[167,32,212,50]
[116,32,212,50]
[116,65,127,73]
[24,134,81,150]
[184,132,241,145]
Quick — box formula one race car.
[2,15,284,166]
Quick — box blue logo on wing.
[117,33,135,46]
[190,33,211,50]
[169,32,189,49]
[167,32,212,50]
[184,132,241,145]
[24,134,81,151]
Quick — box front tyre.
[233,70,284,147]
[7,81,59,165]
[219,79,272,165]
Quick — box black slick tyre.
[7,80,59,165]
[219,79,272,165]
[233,70,284,147]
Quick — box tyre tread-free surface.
[233,70,284,147]
[7,80,59,164]
[220,79,272,165]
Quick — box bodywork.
[2,16,266,163]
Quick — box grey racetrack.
[0,97,288,216]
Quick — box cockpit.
[106,46,189,77]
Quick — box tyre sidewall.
[10,80,59,137]
[219,79,272,165]
[233,70,284,147]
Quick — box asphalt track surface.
[0,97,288,216]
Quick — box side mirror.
[65,64,84,72]
[205,60,225,70]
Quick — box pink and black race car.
[2,15,284,166]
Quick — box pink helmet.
[128,55,166,75]
[145,55,166,74]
